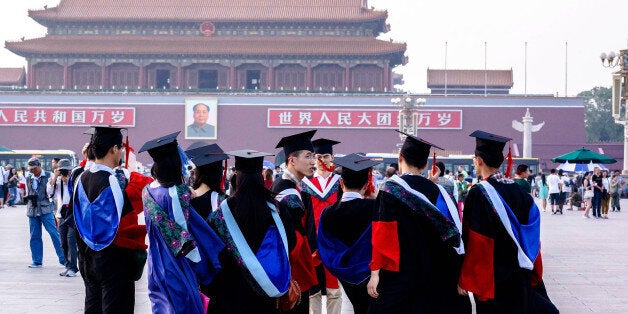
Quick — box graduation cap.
[83,127,96,136]
[228,149,274,173]
[335,153,381,193]
[469,130,512,168]
[185,143,229,168]
[275,130,316,157]
[335,154,381,174]
[138,131,180,162]
[312,138,340,155]
[396,130,444,163]
[90,126,125,149]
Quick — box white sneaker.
[59,269,68,276]
[66,270,78,277]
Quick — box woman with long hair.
[537,173,549,211]
[140,132,224,313]
[207,150,294,314]
[263,167,274,190]
[185,143,229,220]
[583,172,593,218]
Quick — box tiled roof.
[6,36,406,58]
[427,69,513,87]
[0,68,25,85]
[29,0,387,23]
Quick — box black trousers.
[78,239,135,314]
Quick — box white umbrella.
[556,161,608,173]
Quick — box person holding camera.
[48,159,78,277]
[25,157,65,268]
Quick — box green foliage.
[579,86,623,142]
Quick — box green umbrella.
[0,145,12,152]
[551,147,617,164]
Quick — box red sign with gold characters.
[267,108,462,129]
[0,106,135,127]
[200,22,216,37]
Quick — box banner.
[268,109,462,129]
[0,106,135,127]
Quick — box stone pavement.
[0,199,627,313]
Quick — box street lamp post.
[391,95,425,150]
[600,49,628,174]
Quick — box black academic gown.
[460,176,557,314]
[320,198,375,314]
[270,178,317,314]
[76,169,138,313]
[369,175,471,314]
[206,197,290,314]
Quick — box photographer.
[48,159,78,277]
[25,157,65,268]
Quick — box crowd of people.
[7,126,566,314]
[529,167,624,218]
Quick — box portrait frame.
[185,98,218,140]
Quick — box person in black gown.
[367,131,471,314]
[317,153,382,314]
[185,143,229,220]
[459,130,558,313]
[207,150,295,314]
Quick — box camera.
[26,195,39,206]
[59,169,70,176]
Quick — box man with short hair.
[591,167,604,218]
[48,159,79,277]
[74,127,147,313]
[368,131,469,313]
[271,130,318,314]
[302,138,343,314]
[547,169,562,214]
[186,103,216,138]
[24,157,65,268]
[459,130,557,313]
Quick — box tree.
[579,86,623,142]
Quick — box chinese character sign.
[0,107,135,127]
[268,109,462,129]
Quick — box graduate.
[459,130,558,313]
[317,154,381,314]
[140,132,224,314]
[207,150,293,314]
[367,130,470,314]
[301,138,343,314]
[73,126,149,313]
[271,130,319,314]
[185,143,229,220]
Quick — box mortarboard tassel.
[505,145,514,178]
[365,168,375,197]
[221,159,228,191]
[123,134,132,169]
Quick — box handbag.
[584,190,594,198]
[277,279,301,312]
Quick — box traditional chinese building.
[0,68,26,89]
[427,69,514,95]
[5,0,406,92]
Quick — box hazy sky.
[1,0,626,96]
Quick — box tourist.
[537,173,549,211]
[547,169,562,214]
[610,170,622,212]
[24,157,65,269]
[591,167,604,218]
[48,159,78,277]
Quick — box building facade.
[6,0,406,92]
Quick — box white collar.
[341,191,362,202]
[90,162,114,174]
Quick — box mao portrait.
[185,99,217,139]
